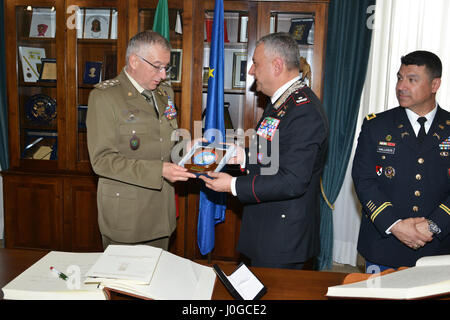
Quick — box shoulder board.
[94,79,120,90]
[273,80,307,110]
[157,82,172,97]
[293,86,310,106]
[366,113,377,121]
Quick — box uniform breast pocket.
[118,123,150,154]
[100,182,137,232]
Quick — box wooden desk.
[0,248,348,300]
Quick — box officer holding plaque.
[86,31,195,250]
[200,33,329,270]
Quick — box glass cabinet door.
[136,0,184,121]
[14,5,59,165]
[66,1,125,171]
[259,2,328,100]
[201,2,251,147]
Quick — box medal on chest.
[164,97,177,120]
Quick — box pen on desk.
[50,266,68,281]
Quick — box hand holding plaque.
[178,141,236,177]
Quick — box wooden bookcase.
[2,0,329,261]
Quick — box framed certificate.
[38,58,57,82]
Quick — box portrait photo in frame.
[232,52,247,89]
[170,49,183,83]
[38,58,57,82]
[83,9,110,39]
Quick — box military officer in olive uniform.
[353,51,450,270]
[87,31,195,250]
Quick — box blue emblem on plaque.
[25,94,57,126]
[193,151,217,166]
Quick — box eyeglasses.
[137,55,172,73]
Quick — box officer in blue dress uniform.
[200,33,329,270]
[352,51,450,271]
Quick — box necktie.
[141,89,159,116]
[417,117,427,144]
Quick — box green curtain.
[317,0,375,270]
[153,0,170,41]
[0,0,9,170]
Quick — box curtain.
[0,0,8,171]
[317,0,375,270]
[333,0,450,267]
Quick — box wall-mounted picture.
[38,58,57,82]
[83,61,102,84]
[83,9,110,39]
[170,49,182,83]
[232,52,247,89]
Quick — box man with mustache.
[353,51,450,272]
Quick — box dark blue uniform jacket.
[353,106,450,267]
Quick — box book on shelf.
[326,254,450,300]
[1,251,106,300]
[85,245,216,300]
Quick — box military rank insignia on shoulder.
[366,113,377,121]
[94,79,120,90]
[293,88,310,106]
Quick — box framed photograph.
[29,8,56,38]
[238,14,248,43]
[38,58,57,82]
[170,49,183,83]
[232,52,247,89]
[83,61,102,84]
[83,9,110,39]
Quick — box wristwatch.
[427,219,441,235]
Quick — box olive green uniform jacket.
[86,70,178,243]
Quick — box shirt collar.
[405,103,438,134]
[124,68,146,94]
[271,76,301,104]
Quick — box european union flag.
[198,0,226,256]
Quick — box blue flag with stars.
[198,0,226,256]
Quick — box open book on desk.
[2,251,106,300]
[326,254,450,300]
[85,245,216,300]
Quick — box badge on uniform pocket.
[130,132,140,150]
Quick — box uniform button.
[414,191,421,197]
[413,206,419,212]
[418,158,424,164]
[416,174,422,180]
[116,192,120,196]
[160,138,163,142]
[281,214,286,219]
